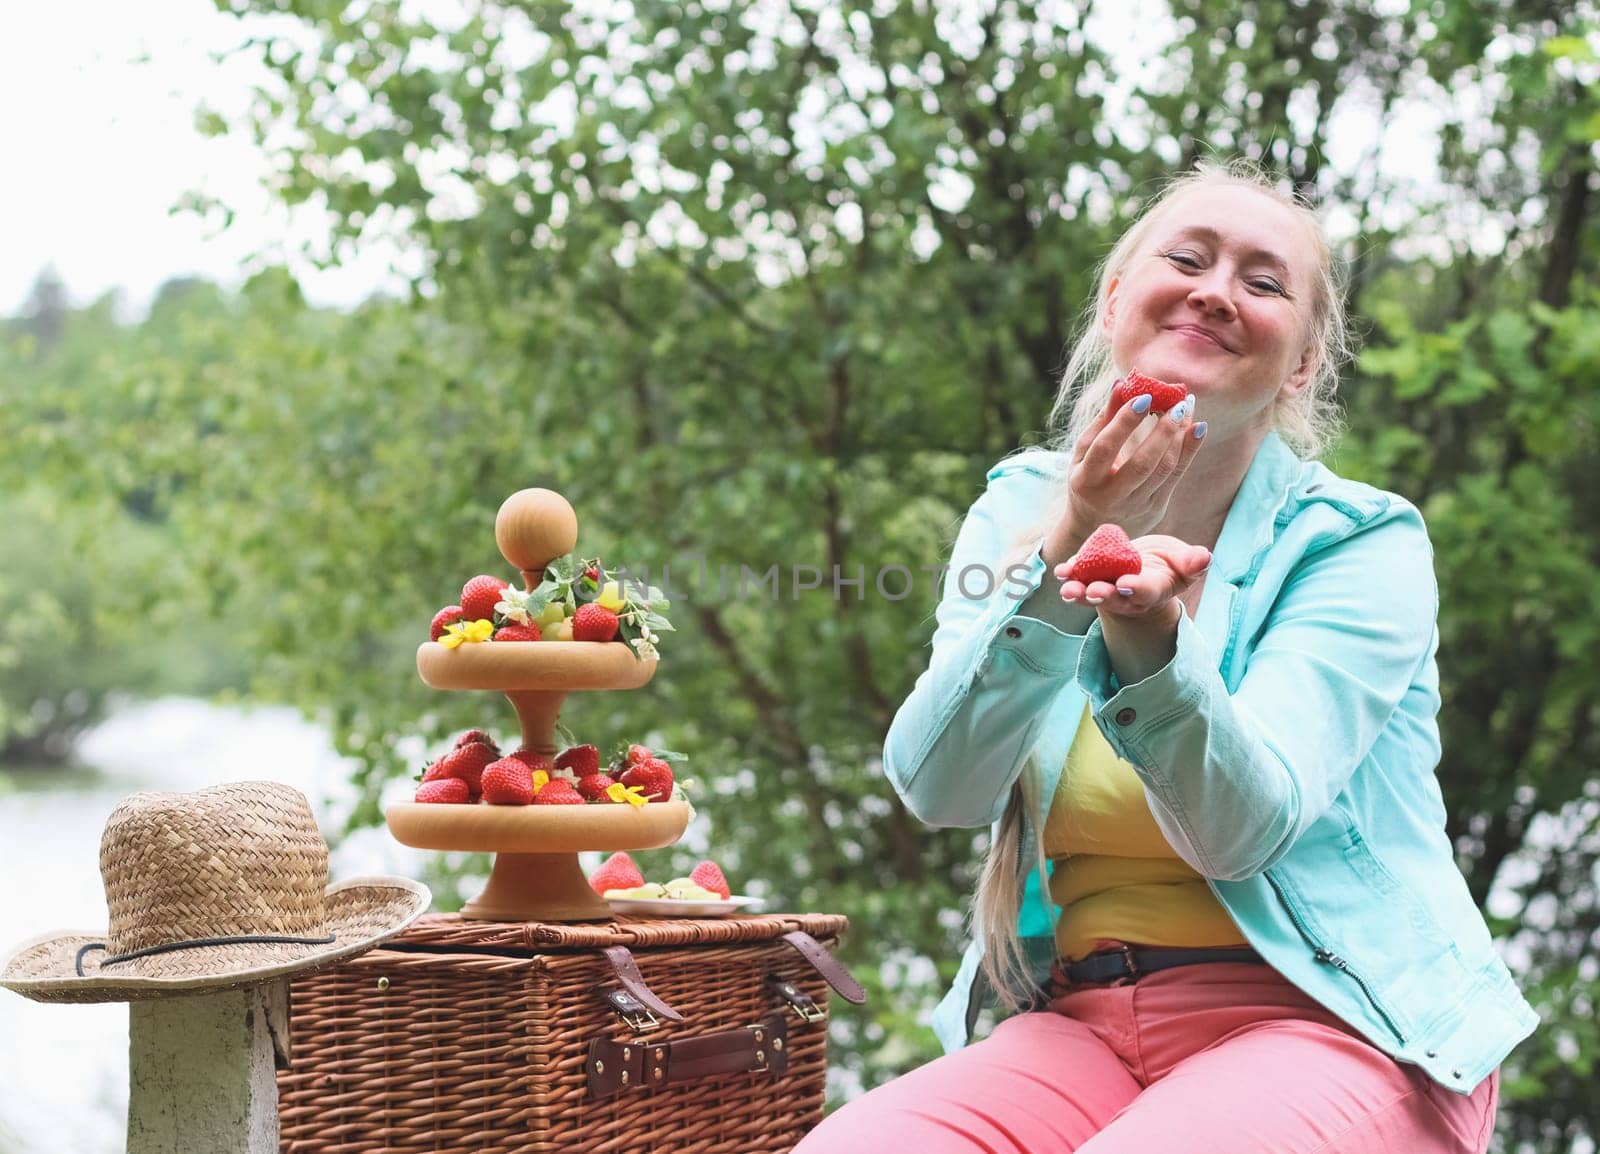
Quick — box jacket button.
[1004,625,1022,639]
[1425,1048,1438,1058]
[1115,708,1137,726]
[1452,1069,1464,1080]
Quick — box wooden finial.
[494,489,579,588]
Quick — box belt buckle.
[1113,943,1141,986]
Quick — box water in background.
[0,697,431,1154]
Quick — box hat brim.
[0,876,430,1004]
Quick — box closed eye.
[1162,249,1201,269]
[1251,278,1287,296]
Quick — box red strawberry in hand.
[690,861,731,900]
[430,606,465,641]
[460,575,510,622]
[416,778,471,804]
[571,602,619,642]
[589,851,646,895]
[1110,369,1188,415]
[480,757,535,805]
[555,744,601,777]
[619,757,674,802]
[1066,524,1143,586]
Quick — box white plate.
[605,894,763,918]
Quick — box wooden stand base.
[460,851,611,922]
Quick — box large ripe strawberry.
[555,744,601,777]
[1066,524,1143,586]
[533,779,584,805]
[416,778,471,804]
[480,757,535,805]
[588,851,646,895]
[493,623,542,642]
[460,575,511,622]
[571,602,619,642]
[575,772,618,802]
[619,757,674,802]
[430,606,465,641]
[454,729,499,753]
[420,758,454,784]
[1110,369,1188,415]
[441,742,499,795]
[690,861,731,900]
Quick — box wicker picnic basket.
[277,910,860,1153]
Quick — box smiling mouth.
[1169,325,1232,351]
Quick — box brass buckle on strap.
[600,988,662,1033]
[767,974,826,1023]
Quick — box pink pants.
[797,962,1498,1153]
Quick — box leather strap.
[1062,945,1265,986]
[781,931,866,1004]
[601,945,684,1022]
[586,1014,788,1101]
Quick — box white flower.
[550,766,579,784]
[630,637,660,661]
[495,587,537,625]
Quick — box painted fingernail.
[1131,394,1153,415]
[1117,587,1134,596]
[1168,400,1189,423]
[1085,596,1104,605]
[1193,421,1208,440]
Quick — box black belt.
[1059,945,1265,987]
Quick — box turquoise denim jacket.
[883,432,1537,1095]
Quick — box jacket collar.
[1195,431,1305,644]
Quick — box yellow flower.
[606,782,649,808]
[531,769,550,795]
[439,619,494,649]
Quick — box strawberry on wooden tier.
[555,744,601,776]
[439,742,498,796]
[1066,524,1144,586]
[619,757,674,802]
[589,852,646,895]
[575,773,618,802]
[454,729,498,752]
[430,606,465,641]
[1110,369,1188,414]
[571,602,619,642]
[533,779,584,805]
[492,623,542,642]
[415,778,471,804]
[480,757,536,805]
[509,747,556,775]
[460,575,510,622]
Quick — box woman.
[797,162,1537,1152]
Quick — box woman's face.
[1103,184,1321,434]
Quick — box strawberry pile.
[427,555,675,662]
[587,852,735,902]
[413,732,688,808]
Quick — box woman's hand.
[1054,534,1212,618]
[1042,383,1206,564]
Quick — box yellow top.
[1042,705,1248,961]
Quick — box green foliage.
[6,0,1599,1145]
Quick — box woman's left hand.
[1053,534,1212,619]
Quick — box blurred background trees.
[2,0,1596,1147]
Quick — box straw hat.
[1,780,429,1003]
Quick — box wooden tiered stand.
[385,488,690,921]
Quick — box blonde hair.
[971,158,1355,1011]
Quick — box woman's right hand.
[1043,383,1207,563]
